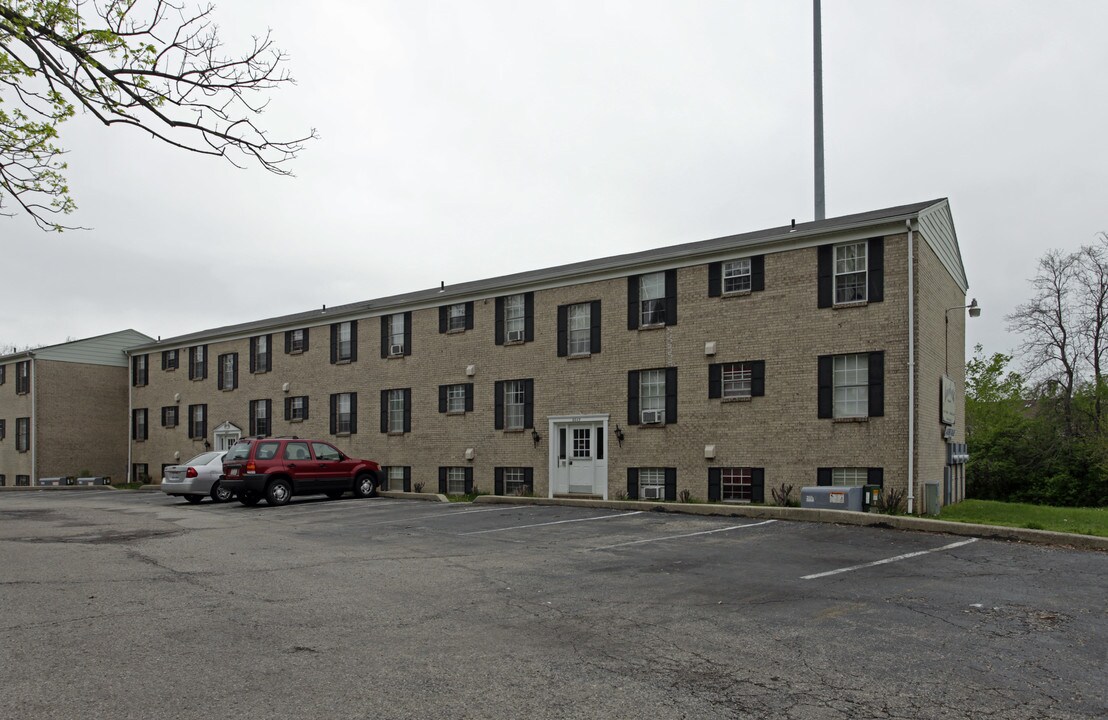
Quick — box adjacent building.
[125,198,971,512]
[0,330,154,485]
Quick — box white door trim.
[547,414,609,499]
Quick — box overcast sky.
[2,1,1106,360]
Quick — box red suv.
[220,437,381,507]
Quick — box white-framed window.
[447,467,467,495]
[832,468,868,487]
[834,242,867,304]
[640,272,666,326]
[639,468,666,499]
[252,400,270,436]
[505,380,526,430]
[722,363,753,399]
[335,393,353,433]
[16,361,31,394]
[163,349,178,370]
[505,294,525,339]
[640,369,665,420]
[289,396,306,421]
[133,354,147,386]
[722,467,752,502]
[337,321,352,361]
[388,313,405,354]
[504,468,527,495]
[255,335,269,372]
[387,466,406,491]
[833,353,869,418]
[189,404,206,439]
[132,409,148,441]
[190,345,206,380]
[568,302,591,355]
[723,258,752,294]
[290,329,306,353]
[448,303,467,332]
[388,389,405,433]
[447,384,466,413]
[16,417,30,452]
[162,406,177,428]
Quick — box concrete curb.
[379,490,450,503]
[471,495,1108,552]
[0,485,114,492]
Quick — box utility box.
[75,476,111,486]
[863,485,882,512]
[36,477,69,487]
[800,486,864,512]
[924,481,941,516]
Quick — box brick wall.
[0,360,34,481]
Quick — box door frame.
[212,421,242,451]
[547,414,609,499]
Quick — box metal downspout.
[907,220,916,514]
[29,353,36,484]
[126,351,132,484]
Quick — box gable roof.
[0,329,155,366]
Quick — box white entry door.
[567,426,597,493]
[549,415,609,497]
[212,421,242,451]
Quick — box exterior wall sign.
[941,375,956,426]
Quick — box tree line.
[968,233,1108,506]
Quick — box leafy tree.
[1,0,314,230]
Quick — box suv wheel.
[239,490,262,506]
[210,482,233,503]
[353,473,376,499]
[266,479,292,507]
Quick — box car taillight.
[186,467,198,478]
[246,461,256,473]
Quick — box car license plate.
[228,468,239,477]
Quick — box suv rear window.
[225,442,252,462]
[255,441,280,460]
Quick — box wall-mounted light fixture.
[203,440,211,450]
[945,298,982,373]
[614,425,625,447]
[531,429,541,447]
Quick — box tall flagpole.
[813,0,826,221]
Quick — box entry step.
[554,493,604,500]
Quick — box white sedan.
[161,451,230,504]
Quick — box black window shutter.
[868,237,884,303]
[523,467,533,492]
[131,357,137,386]
[708,364,722,399]
[438,467,447,494]
[524,292,535,342]
[494,381,504,429]
[590,300,601,354]
[627,276,639,330]
[465,301,474,331]
[201,346,207,379]
[285,331,292,354]
[404,312,412,355]
[403,388,412,433]
[232,354,238,389]
[403,467,411,492]
[752,255,765,292]
[495,297,505,345]
[751,360,766,397]
[596,428,604,460]
[664,269,677,326]
[265,335,272,371]
[302,328,309,353]
[664,468,677,502]
[524,380,534,429]
[708,468,721,501]
[818,245,833,308]
[349,392,358,434]
[465,383,474,412]
[161,352,167,371]
[557,305,568,357]
[818,355,833,418]
[284,397,291,421]
[330,324,338,364]
[464,467,474,494]
[869,351,885,417]
[708,261,721,297]
[627,468,639,500]
[189,347,195,379]
[200,406,207,438]
[330,395,337,434]
[380,317,389,358]
[817,468,832,486]
[495,467,505,495]
[249,401,256,435]
[349,321,358,362]
[249,338,257,373]
[627,371,640,425]
[867,468,884,488]
[438,385,447,413]
[439,306,448,333]
[216,355,225,390]
[380,390,389,433]
[302,396,310,421]
[665,367,678,424]
[751,468,765,503]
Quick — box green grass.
[939,500,1108,538]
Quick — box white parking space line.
[460,511,643,535]
[357,505,524,527]
[800,538,979,580]
[592,519,776,550]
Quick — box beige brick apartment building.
[0,330,154,486]
[125,199,971,513]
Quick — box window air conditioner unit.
[641,409,663,424]
[643,485,663,500]
[390,344,404,356]
[507,330,524,343]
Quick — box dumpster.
[36,477,69,487]
[75,476,111,486]
[800,485,864,511]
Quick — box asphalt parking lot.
[2,491,1105,719]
